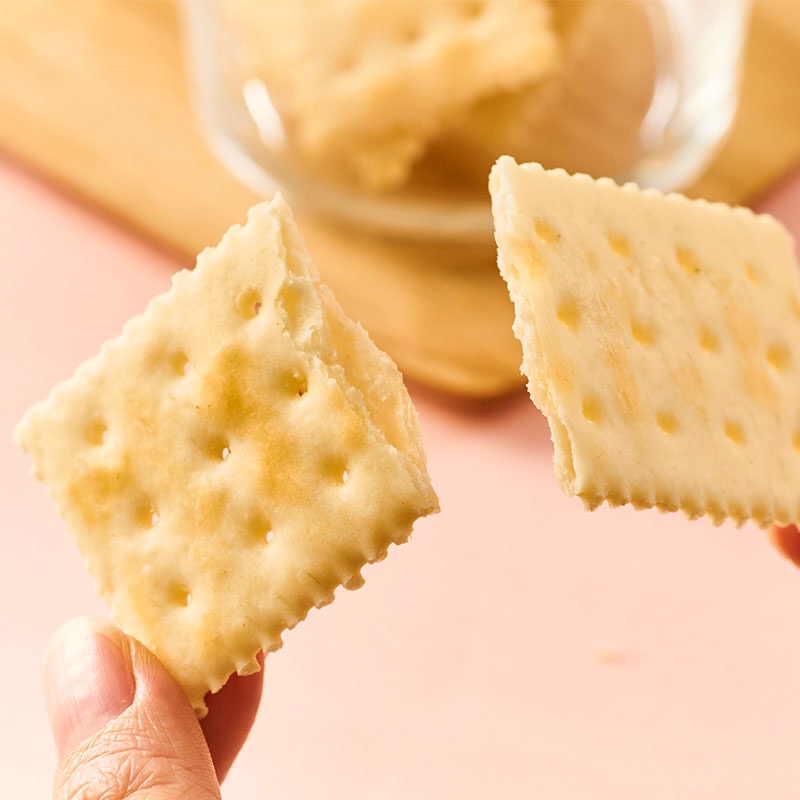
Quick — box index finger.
[200,654,265,784]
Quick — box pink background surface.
[2,157,800,799]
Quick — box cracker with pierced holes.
[490,156,800,528]
[230,0,558,189]
[15,196,438,716]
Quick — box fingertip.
[44,617,135,759]
[45,619,263,784]
[770,524,800,568]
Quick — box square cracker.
[231,0,558,189]
[490,157,800,528]
[15,196,438,716]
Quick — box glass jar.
[180,0,750,242]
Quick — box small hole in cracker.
[246,513,272,545]
[235,287,262,320]
[607,232,631,258]
[745,263,761,284]
[555,299,580,330]
[698,326,719,353]
[84,417,108,446]
[282,368,308,397]
[766,343,791,372]
[676,246,701,275]
[169,351,190,376]
[534,219,559,245]
[581,397,603,424]
[656,411,678,434]
[134,501,158,528]
[724,420,745,446]
[322,456,349,484]
[168,585,192,607]
[630,317,655,346]
[202,434,230,462]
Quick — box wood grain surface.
[0,0,798,396]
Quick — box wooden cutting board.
[1,0,798,396]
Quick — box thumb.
[45,617,220,800]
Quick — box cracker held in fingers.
[490,156,800,528]
[15,196,439,716]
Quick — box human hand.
[45,617,264,800]
[771,524,800,568]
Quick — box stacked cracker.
[15,197,438,715]
[230,0,560,189]
[432,1,655,187]
[229,1,655,191]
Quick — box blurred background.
[1,0,798,397]
[2,2,800,799]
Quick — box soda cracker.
[16,196,439,715]
[491,157,800,527]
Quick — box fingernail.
[45,618,136,758]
